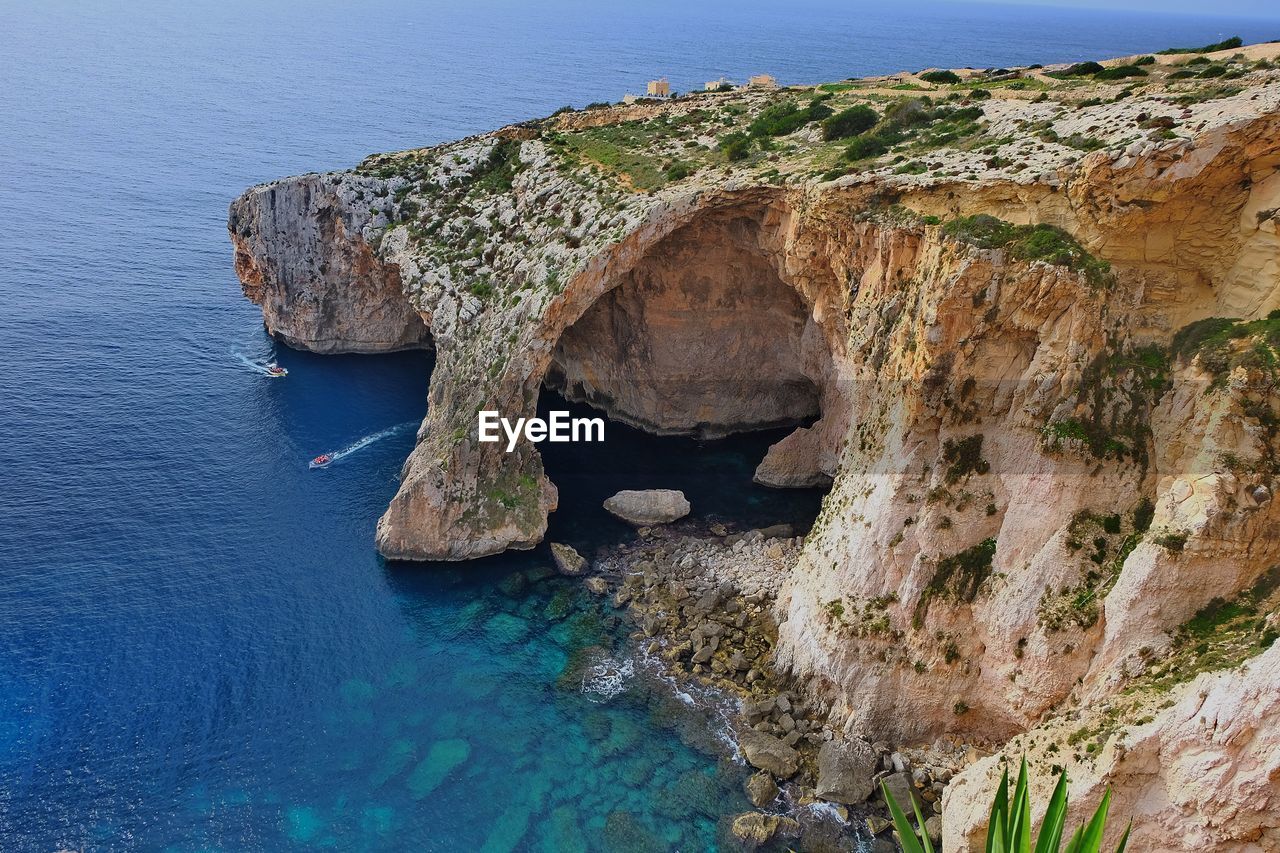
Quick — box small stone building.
[646,78,671,97]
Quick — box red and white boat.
[309,454,332,469]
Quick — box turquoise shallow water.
[3,0,1278,849]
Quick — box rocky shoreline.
[563,507,973,851]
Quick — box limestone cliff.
[232,43,1280,849]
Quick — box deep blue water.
[2,1,1278,850]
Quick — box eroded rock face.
[944,642,1280,852]
[229,174,431,353]
[548,208,823,437]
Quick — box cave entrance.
[539,201,836,544]
[545,207,826,440]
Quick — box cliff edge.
[232,42,1280,850]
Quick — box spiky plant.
[881,758,1131,853]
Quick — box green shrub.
[1132,498,1156,534]
[943,434,989,484]
[747,97,832,137]
[1198,65,1227,78]
[844,131,891,160]
[718,132,752,161]
[884,97,935,128]
[1134,55,1156,65]
[467,139,523,194]
[1094,65,1148,81]
[665,161,693,180]
[1158,36,1241,55]
[1170,313,1280,380]
[884,759,1130,853]
[920,69,961,84]
[822,105,879,140]
[1055,61,1105,77]
[968,88,993,100]
[941,214,1016,248]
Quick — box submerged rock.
[406,738,470,799]
[603,489,691,526]
[738,729,800,778]
[550,542,587,576]
[815,738,877,804]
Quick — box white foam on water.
[580,654,635,703]
[805,801,850,824]
[234,352,281,377]
[635,644,744,760]
[313,422,416,467]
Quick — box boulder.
[550,542,587,576]
[924,815,942,847]
[880,770,923,811]
[603,489,691,526]
[584,577,609,595]
[739,729,800,778]
[745,771,779,807]
[815,738,877,804]
[730,812,798,845]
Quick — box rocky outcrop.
[229,174,431,353]
[945,641,1280,852]
[549,542,586,576]
[232,43,1280,846]
[738,729,800,778]
[814,738,877,804]
[602,489,691,526]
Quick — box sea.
[2,1,1276,849]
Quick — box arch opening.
[545,206,829,446]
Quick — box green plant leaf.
[1063,824,1085,853]
[1113,821,1132,853]
[1034,769,1070,853]
[1077,787,1114,852]
[1009,758,1032,853]
[986,767,1010,853]
[911,788,937,853]
[882,780,927,853]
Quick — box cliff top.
[356,39,1280,196]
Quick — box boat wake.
[235,352,286,378]
[309,422,416,469]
